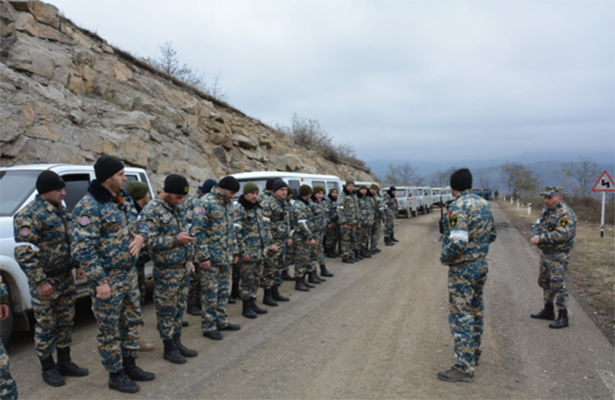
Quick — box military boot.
[109,371,140,393]
[320,264,334,277]
[303,275,315,289]
[174,333,198,357]
[39,356,65,387]
[372,248,382,253]
[186,303,201,316]
[272,285,290,302]
[308,271,321,284]
[437,367,474,382]
[281,270,295,281]
[342,257,355,264]
[549,309,569,329]
[385,237,394,246]
[56,347,89,377]
[391,234,399,243]
[361,248,372,258]
[250,298,268,314]
[531,303,555,320]
[229,272,239,304]
[242,299,258,319]
[355,251,364,261]
[263,288,278,307]
[162,339,186,364]
[314,270,326,282]
[123,356,155,381]
[295,276,310,292]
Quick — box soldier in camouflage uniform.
[324,188,340,258]
[138,175,198,364]
[339,180,360,263]
[184,179,217,316]
[438,168,497,383]
[13,171,88,387]
[72,156,155,394]
[291,185,317,291]
[1,275,18,399]
[191,176,241,341]
[311,186,334,278]
[261,179,292,306]
[357,185,374,258]
[530,186,577,329]
[369,184,385,253]
[234,182,276,319]
[382,186,397,246]
[282,188,296,281]
[257,178,277,203]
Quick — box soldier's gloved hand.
[269,244,278,252]
[0,304,9,322]
[96,283,111,300]
[177,232,196,245]
[75,268,86,280]
[129,232,145,257]
[200,260,211,269]
[232,256,239,264]
[241,255,250,262]
[531,235,540,245]
[309,239,316,246]
[37,282,54,298]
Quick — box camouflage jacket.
[190,187,238,266]
[233,196,272,261]
[13,195,76,286]
[138,196,193,267]
[338,188,359,225]
[324,195,339,224]
[309,198,328,235]
[441,189,497,266]
[533,201,577,253]
[71,180,140,287]
[358,194,374,225]
[372,194,386,221]
[291,198,315,242]
[183,189,204,225]
[261,193,291,242]
[0,275,8,305]
[382,194,398,219]
[257,191,273,204]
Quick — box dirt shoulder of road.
[496,199,615,345]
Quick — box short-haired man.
[0,275,18,399]
[310,186,334,278]
[357,185,374,258]
[369,184,384,254]
[530,186,577,329]
[382,186,397,246]
[339,180,360,263]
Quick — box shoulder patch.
[449,210,459,217]
[186,209,193,219]
[559,218,569,227]
[19,225,31,238]
[195,207,205,216]
[263,210,269,216]
[449,215,459,228]
[145,218,155,229]
[78,214,91,228]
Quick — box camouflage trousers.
[29,271,76,358]
[198,264,231,332]
[239,260,264,301]
[135,253,150,305]
[384,215,394,238]
[538,251,569,310]
[153,264,190,340]
[0,339,17,400]
[325,223,340,252]
[187,272,201,307]
[370,220,382,251]
[89,268,142,373]
[285,241,294,271]
[311,231,326,269]
[294,239,314,278]
[448,259,488,375]
[340,224,357,259]
[262,239,286,289]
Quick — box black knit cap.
[387,185,397,195]
[218,176,240,192]
[265,178,278,191]
[36,171,65,194]
[272,179,288,193]
[450,168,473,191]
[94,155,124,183]
[164,174,189,195]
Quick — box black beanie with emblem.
[36,170,65,194]
[218,176,240,192]
[265,178,278,191]
[272,179,288,193]
[450,168,473,191]
[94,155,124,183]
[164,174,190,195]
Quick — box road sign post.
[592,171,615,238]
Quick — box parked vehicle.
[0,164,155,344]
[231,171,342,199]
[432,188,442,206]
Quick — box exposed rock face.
[0,0,376,190]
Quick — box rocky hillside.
[0,0,376,189]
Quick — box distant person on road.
[14,170,88,387]
[324,188,341,258]
[291,185,318,291]
[1,275,19,399]
[438,168,497,383]
[530,186,577,329]
[339,179,360,263]
[382,186,398,246]
[369,184,385,254]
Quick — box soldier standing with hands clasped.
[530,186,577,329]
[438,168,497,383]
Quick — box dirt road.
[6,204,615,399]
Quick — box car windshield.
[397,189,407,197]
[0,170,41,216]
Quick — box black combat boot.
[162,339,186,364]
[186,303,201,316]
[342,257,355,264]
[320,264,334,277]
[303,275,315,289]
[308,271,321,284]
[361,248,372,258]
[263,288,278,307]
[242,299,258,319]
[326,248,338,258]
[549,309,569,329]
[174,333,198,357]
[355,251,364,261]
[295,276,310,292]
[313,270,326,282]
[250,298,268,314]
[272,285,290,302]
[531,303,555,320]
[281,270,295,281]
[372,248,382,253]
[391,234,399,242]
[40,356,65,387]
[56,347,89,377]
[109,370,140,393]
[218,322,241,331]
[385,237,394,246]
[123,356,156,381]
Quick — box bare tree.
[478,172,491,190]
[384,163,400,185]
[397,162,418,186]
[500,162,538,198]
[558,156,598,197]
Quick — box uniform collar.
[36,195,64,214]
[456,189,473,197]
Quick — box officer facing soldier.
[14,170,88,387]
[530,186,577,329]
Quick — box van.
[0,164,155,344]
[379,186,420,218]
[230,171,342,199]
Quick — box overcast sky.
[50,0,614,164]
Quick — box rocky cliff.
[0,0,376,189]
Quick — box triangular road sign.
[593,171,615,192]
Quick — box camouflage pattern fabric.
[261,194,291,288]
[310,199,328,267]
[324,195,340,252]
[284,198,294,269]
[0,276,18,400]
[357,194,374,249]
[339,188,359,258]
[440,189,497,375]
[135,253,150,304]
[382,194,397,238]
[153,265,190,339]
[257,191,272,204]
[197,264,231,332]
[538,252,569,309]
[239,261,264,300]
[184,190,205,307]
[291,198,316,277]
[370,194,384,250]
[340,225,356,259]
